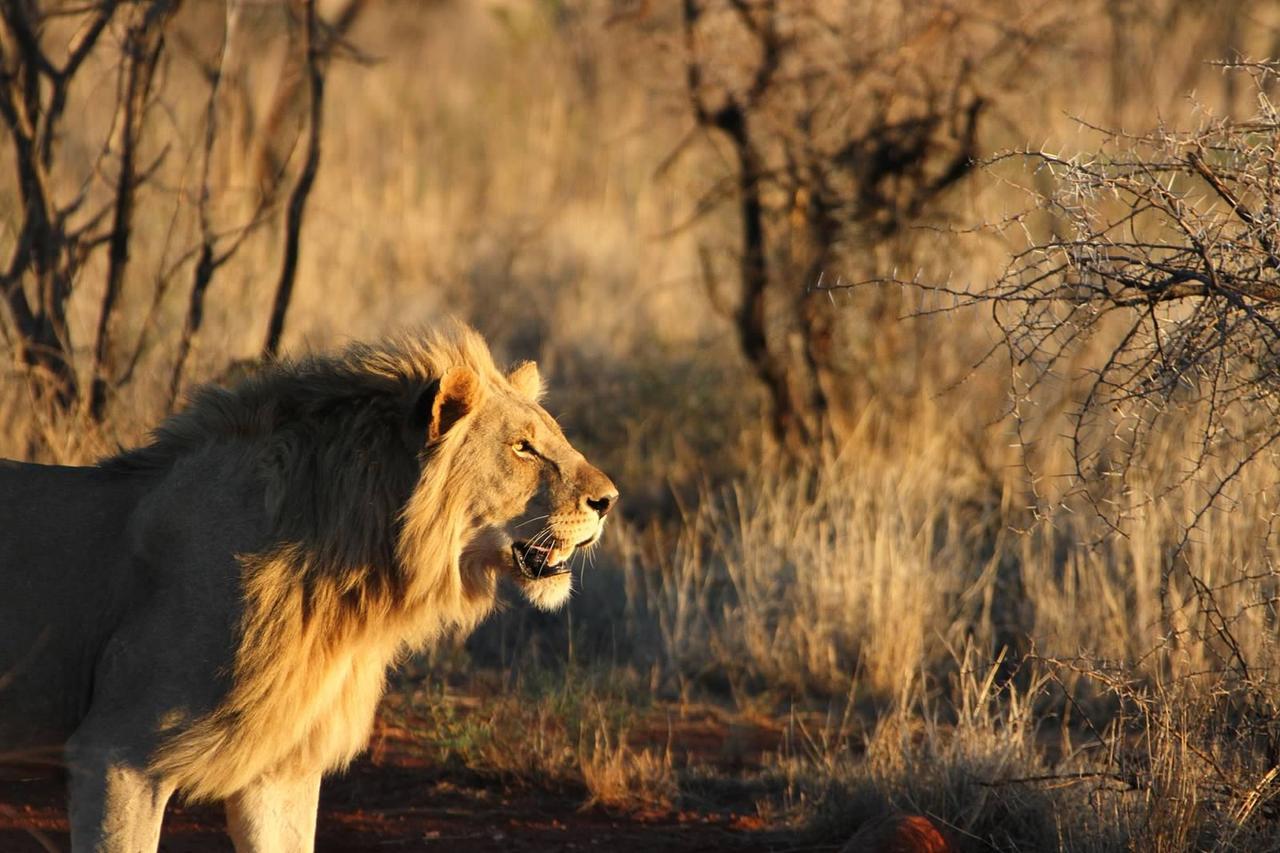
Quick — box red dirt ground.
[0,712,799,852]
[0,762,775,852]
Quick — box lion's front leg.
[66,729,173,853]
[225,771,321,853]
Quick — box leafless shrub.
[1015,66,1280,665]
[994,69,1280,509]
[667,0,1066,454]
[863,62,1280,515]
[822,62,1280,802]
[0,1,361,432]
[0,1,164,412]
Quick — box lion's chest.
[273,643,394,775]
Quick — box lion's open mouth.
[512,540,572,580]
[512,527,604,581]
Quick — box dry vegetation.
[6,0,1280,849]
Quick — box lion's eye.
[512,440,535,458]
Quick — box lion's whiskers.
[525,527,553,550]
[523,526,560,572]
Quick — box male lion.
[0,322,617,852]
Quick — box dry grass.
[6,1,1280,849]
[645,405,1005,699]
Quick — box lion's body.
[0,323,616,852]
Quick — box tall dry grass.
[641,399,1006,699]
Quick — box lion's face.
[420,360,617,611]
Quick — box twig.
[168,0,241,409]
[89,0,177,420]
[262,0,325,359]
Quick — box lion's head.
[403,352,617,612]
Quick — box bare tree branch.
[90,0,179,420]
[168,0,241,409]
[262,0,326,359]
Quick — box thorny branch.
[822,61,1280,691]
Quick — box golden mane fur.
[114,323,528,799]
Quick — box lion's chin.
[515,572,573,611]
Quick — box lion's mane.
[104,322,510,800]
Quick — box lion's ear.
[507,360,544,401]
[413,366,480,441]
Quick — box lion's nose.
[585,491,619,518]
